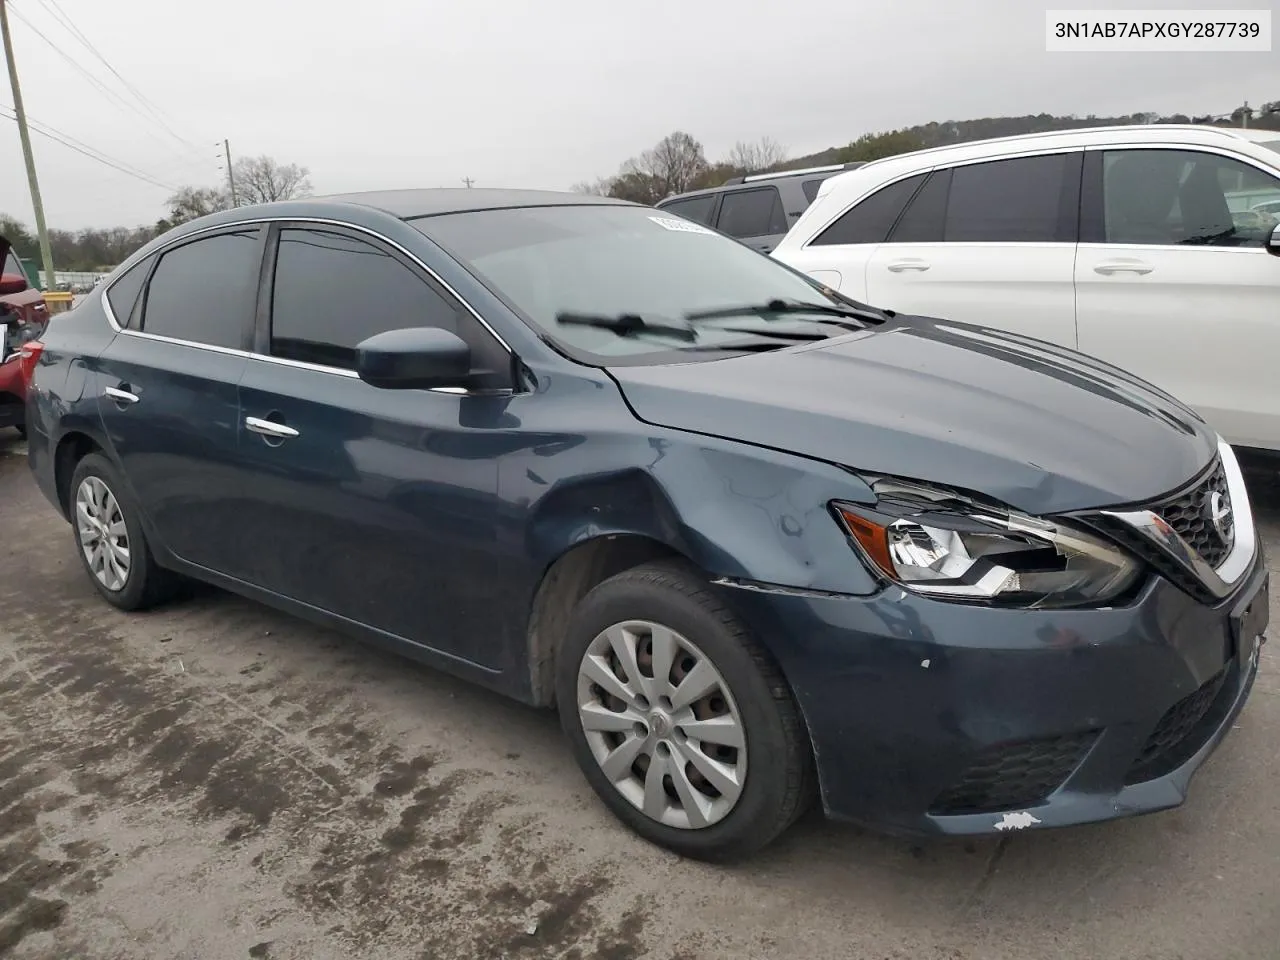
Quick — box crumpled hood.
[606,317,1218,515]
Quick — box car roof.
[317,187,637,219]
[658,164,859,205]
[850,124,1277,174]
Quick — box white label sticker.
[648,216,715,235]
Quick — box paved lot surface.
[1,431,1279,960]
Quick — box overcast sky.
[0,0,1274,228]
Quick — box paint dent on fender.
[994,811,1042,831]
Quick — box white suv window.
[1099,149,1280,247]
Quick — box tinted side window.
[811,174,926,246]
[716,188,787,238]
[1100,149,1280,247]
[105,256,152,328]
[890,170,950,242]
[141,231,260,348]
[802,179,826,203]
[944,154,1073,242]
[660,195,716,226]
[269,228,507,382]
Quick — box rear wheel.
[556,560,812,861]
[70,453,178,611]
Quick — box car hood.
[605,317,1217,515]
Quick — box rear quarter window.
[105,257,153,328]
[811,173,927,246]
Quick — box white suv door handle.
[245,416,299,439]
[1093,260,1154,276]
[886,259,931,273]
[103,386,139,404]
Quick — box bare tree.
[570,177,616,196]
[727,137,787,173]
[232,155,313,205]
[164,186,232,226]
[618,131,708,202]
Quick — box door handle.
[1093,260,1153,276]
[886,259,931,273]
[103,386,139,405]
[245,416,299,440]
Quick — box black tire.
[68,453,179,611]
[556,559,813,862]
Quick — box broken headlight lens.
[833,480,1140,608]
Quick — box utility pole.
[223,139,238,206]
[1241,101,1250,128]
[461,177,475,188]
[1,0,55,290]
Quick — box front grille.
[1158,458,1235,569]
[1091,515,1218,604]
[1124,668,1228,785]
[930,731,1099,815]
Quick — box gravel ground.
[1,431,1278,960]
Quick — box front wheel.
[556,560,812,861]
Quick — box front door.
[231,225,520,669]
[96,227,262,572]
[1075,147,1280,450]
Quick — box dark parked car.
[654,163,863,253]
[27,189,1268,860]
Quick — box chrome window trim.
[1102,440,1256,600]
[100,215,515,396]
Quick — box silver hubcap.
[576,620,747,830]
[75,476,130,592]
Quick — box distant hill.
[776,111,1280,171]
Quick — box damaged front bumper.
[714,551,1268,838]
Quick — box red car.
[1,235,49,436]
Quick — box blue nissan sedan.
[25,189,1268,860]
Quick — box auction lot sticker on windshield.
[649,216,716,235]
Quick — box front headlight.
[833,479,1141,608]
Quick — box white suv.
[771,125,1280,453]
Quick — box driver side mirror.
[0,274,28,296]
[1268,225,1280,258]
[355,327,472,390]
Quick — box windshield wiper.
[684,298,882,328]
[555,311,697,342]
[716,326,833,341]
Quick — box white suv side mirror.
[1268,224,1280,258]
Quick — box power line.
[5,1,202,161]
[0,104,176,190]
[28,0,203,153]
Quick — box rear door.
[863,151,1082,346]
[1075,146,1280,448]
[96,226,264,572]
[231,224,519,668]
[785,171,930,294]
[713,186,789,253]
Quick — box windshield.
[413,204,856,364]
